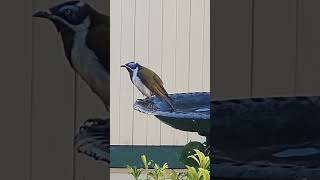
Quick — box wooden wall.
[212,0,320,100]
[110,0,210,146]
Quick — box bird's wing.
[153,72,171,99]
[86,15,110,73]
[138,67,170,99]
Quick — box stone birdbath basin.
[133,92,211,138]
[211,96,320,179]
[75,94,320,179]
[135,94,320,179]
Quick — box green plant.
[127,147,210,180]
[179,141,210,168]
[169,170,185,180]
[185,149,210,180]
[127,165,142,180]
[146,162,168,180]
[188,149,210,170]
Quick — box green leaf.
[127,165,142,180]
[179,141,209,168]
[141,154,148,169]
[198,168,210,180]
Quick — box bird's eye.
[64,9,72,15]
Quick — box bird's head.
[120,61,140,72]
[33,1,96,33]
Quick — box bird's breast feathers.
[71,29,108,100]
[132,69,152,97]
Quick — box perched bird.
[33,1,110,110]
[121,61,174,110]
[33,1,110,162]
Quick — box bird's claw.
[137,98,157,111]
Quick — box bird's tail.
[164,97,175,111]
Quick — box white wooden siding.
[111,0,210,145]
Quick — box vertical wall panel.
[188,0,206,142]
[252,0,297,97]
[110,0,122,145]
[146,0,163,145]
[212,0,252,100]
[161,0,178,145]
[133,0,149,145]
[119,0,135,145]
[203,0,210,92]
[174,0,190,145]
[0,1,32,179]
[296,0,320,95]
[32,1,75,180]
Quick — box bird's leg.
[142,96,157,110]
[144,96,151,102]
[136,95,155,110]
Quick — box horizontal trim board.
[110,145,185,168]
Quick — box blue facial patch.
[127,62,138,69]
[59,5,79,15]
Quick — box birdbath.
[75,93,320,179]
[211,96,320,179]
[75,92,210,165]
[135,94,320,179]
[134,92,211,139]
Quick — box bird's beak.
[120,65,126,68]
[33,10,52,19]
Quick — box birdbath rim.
[133,91,210,136]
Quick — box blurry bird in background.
[121,61,175,110]
[33,0,109,110]
[33,1,110,162]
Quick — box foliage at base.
[127,142,210,180]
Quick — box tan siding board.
[161,0,178,145]
[188,0,206,142]
[211,0,252,100]
[133,0,150,145]
[32,1,75,179]
[110,0,122,144]
[203,0,210,92]
[146,0,163,145]
[252,0,297,97]
[0,0,32,179]
[295,0,320,96]
[119,0,136,145]
[175,0,191,145]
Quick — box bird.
[33,1,110,110]
[121,61,175,110]
[33,1,110,163]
